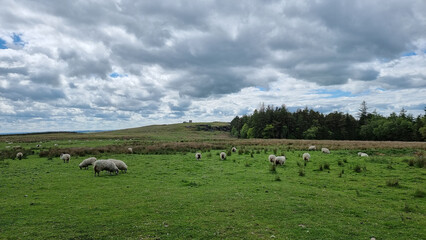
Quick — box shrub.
[324,162,330,170]
[386,178,399,187]
[319,164,323,171]
[269,164,277,173]
[337,160,344,166]
[251,153,254,158]
[275,175,281,181]
[298,168,305,176]
[414,189,425,198]
[408,159,415,166]
[238,149,244,155]
[416,158,425,168]
[227,150,232,157]
[207,153,212,158]
[354,165,362,173]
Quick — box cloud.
[0,0,425,133]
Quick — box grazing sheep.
[108,159,128,173]
[275,156,286,165]
[220,152,226,160]
[60,153,71,163]
[79,157,97,170]
[360,153,369,157]
[128,147,133,154]
[94,160,119,176]
[231,147,237,153]
[303,153,311,162]
[36,144,41,148]
[16,152,23,160]
[268,154,276,163]
[357,152,362,156]
[321,148,330,154]
[308,145,316,151]
[195,153,202,160]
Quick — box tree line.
[230,102,426,141]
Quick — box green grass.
[1,149,425,239]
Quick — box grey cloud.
[0,67,28,76]
[0,85,65,101]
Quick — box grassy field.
[0,123,425,239]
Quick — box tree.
[358,101,368,125]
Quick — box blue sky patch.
[256,86,266,91]
[402,51,416,57]
[12,33,25,46]
[314,89,353,98]
[109,72,127,78]
[0,38,7,49]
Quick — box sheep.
[357,152,362,156]
[360,153,369,157]
[231,147,237,153]
[321,148,330,154]
[268,154,276,163]
[60,153,71,163]
[16,152,23,160]
[108,159,128,173]
[220,152,226,160]
[128,147,133,154]
[79,157,97,170]
[303,153,311,162]
[195,153,202,160]
[308,145,316,151]
[275,156,286,165]
[93,160,119,176]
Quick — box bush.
[275,175,281,181]
[337,160,344,166]
[319,164,323,171]
[323,162,330,170]
[386,178,399,187]
[299,168,305,176]
[354,165,362,173]
[414,189,425,198]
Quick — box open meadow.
[1,123,425,239]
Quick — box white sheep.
[303,153,311,162]
[360,153,369,157]
[128,147,133,154]
[357,152,362,156]
[308,145,316,151]
[108,159,128,173]
[275,156,286,165]
[268,154,276,163]
[94,160,119,176]
[220,152,226,160]
[79,157,97,170]
[60,153,71,163]
[195,153,202,160]
[321,148,330,154]
[16,152,23,160]
[231,147,237,153]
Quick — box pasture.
[0,123,425,239]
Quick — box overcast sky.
[1,0,425,133]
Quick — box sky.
[0,0,425,133]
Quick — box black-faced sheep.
[60,153,71,163]
[231,147,237,153]
[275,156,286,165]
[94,160,119,176]
[195,153,202,160]
[268,155,276,163]
[79,157,97,170]
[16,152,23,160]
[108,159,128,173]
[303,153,311,162]
[220,152,226,160]
[321,148,330,154]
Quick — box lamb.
[108,159,128,173]
[220,152,226,160]
[79,157,97,170]
[321,148,330,154]
[16,152,23,160]
[303,153,311,162]
[60,153,71,163]
[195,153,202,160]
[93,160,119,176]
[275,156,286,165]
[308,145,316,151]
[231,147,237,153]
[268,154,276,163]
[128,147,133,154]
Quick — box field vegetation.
[0,122,425,239]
